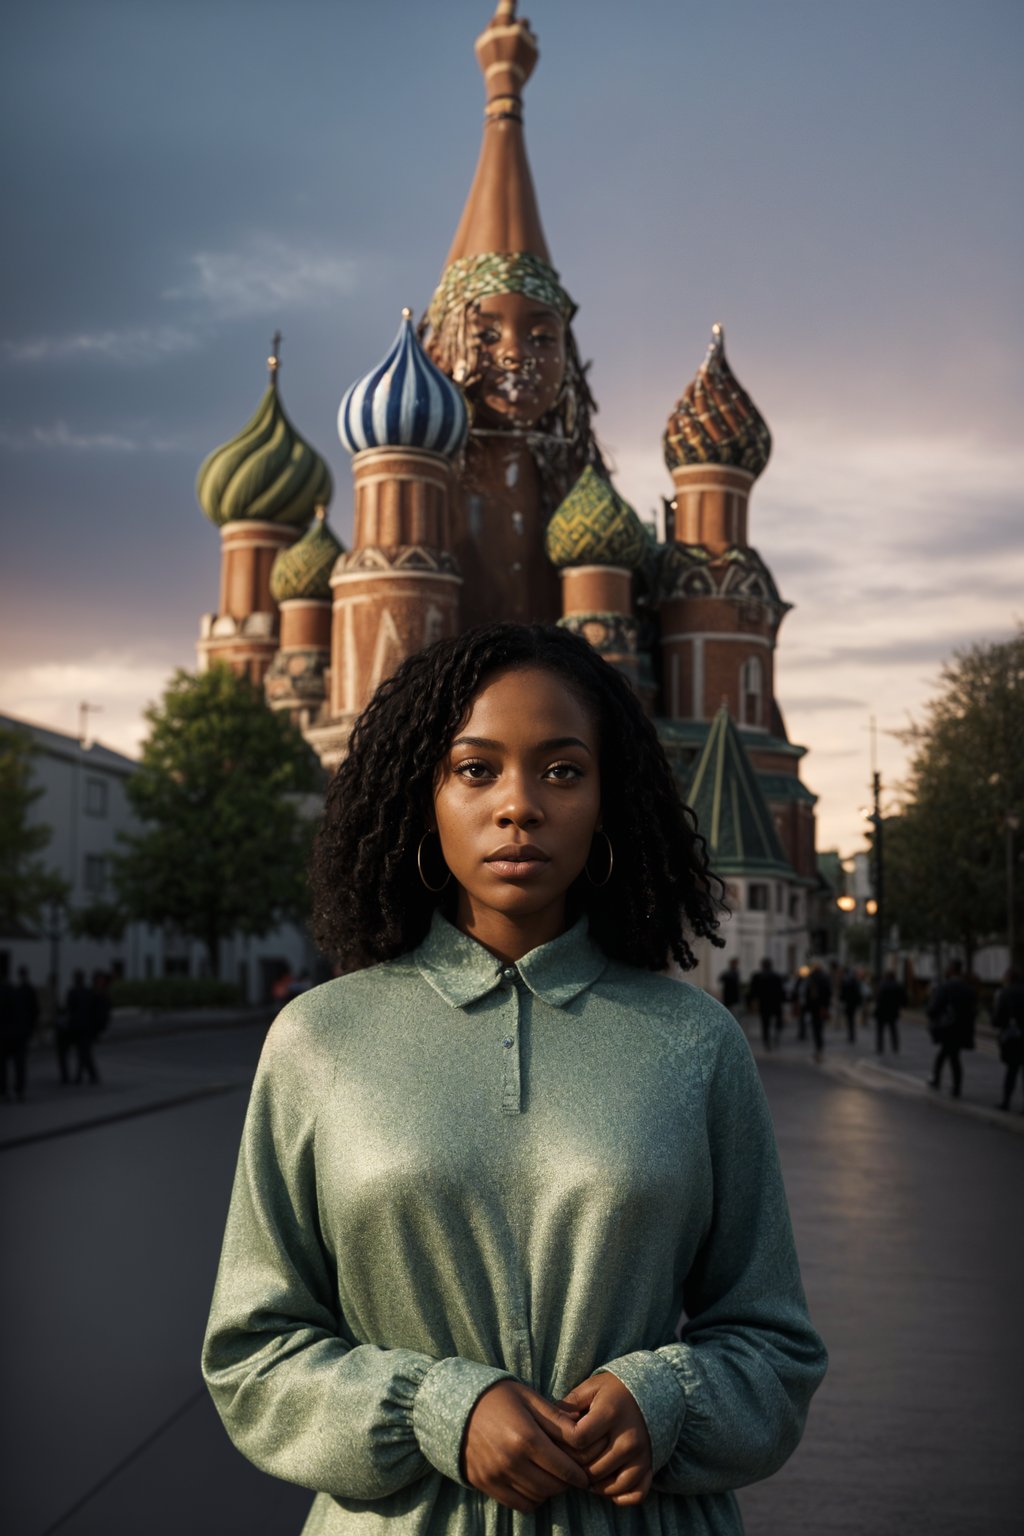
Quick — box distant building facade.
[0,713,311,1003]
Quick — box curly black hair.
[310,624,725,973]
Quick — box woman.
[202,623,826,1535]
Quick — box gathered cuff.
[412,1357,514,1485]
[596,1350,687,1472]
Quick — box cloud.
[166,235,362,320]
[3,325,201,366]
[0,653,175,758]
[0,421,193,453]
[781,695,868,712]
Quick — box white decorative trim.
[279,598,330,612]
[563,564,631,579]
[693,636,705,718]
[660,631,772,646]
[330,568,461,586]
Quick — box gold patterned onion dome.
[269,507,344,603]
[545,465,649,570]
[197,349,333,528]
[663,324,771,478]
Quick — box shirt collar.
[414,910,608,1009]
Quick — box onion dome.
[663,324,771,478]
[338,310,467,458]
[197,338,333,528]
[269,506,344,603]
[545,465,649,571]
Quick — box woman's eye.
[530,330,557,346]
[474,328,500,346]
[545,761,583,781]
[454,760,493,781]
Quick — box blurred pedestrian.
[748,956,785,1050]
[927,959,976,1099]
[993,966,1024,1112]
[66,969,100,1085]
[839,967,862,1043]
[1,974,27,1102]
[807,963,831,1063]
[717,958,742,1019]
[874,969,905,1055]
[794,967,810,1041]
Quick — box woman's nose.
[495,774,543,826]
[500,332,524,367]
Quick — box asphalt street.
[2,1005,1021,1535]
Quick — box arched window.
[741,655,763,727]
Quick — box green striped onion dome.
[197,368,333,529]
[544,465,649,571]
[663,324,771,478]
[269,507,344,603]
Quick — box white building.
[0,712,312,1003]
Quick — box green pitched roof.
[684,706,794,878]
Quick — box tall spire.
[444,1,550,267]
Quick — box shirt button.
[501,966,516,981]
[502,1037,514,1049]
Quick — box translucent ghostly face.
[468,291,566,429]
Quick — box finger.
[559,1377,601,1414]
[610,1471,653,1507]
[569,1433,611,1468]
[593,1461,652,1501]
[520,1423,590,1491]
[568,1396,619,1452]
[584,1432,645,1481]
[526,1396,592,1459]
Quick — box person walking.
[927,959,976,1099]
[993,967,1024,1112]
[66,970,100,1085]
[748,956,785,1051]
[717,958,742,1020]
[3,966,40,1100]
[806,963,832,1063]
[202,622,826,1533]
[873,969,905,1055]
[839,967,861,1043]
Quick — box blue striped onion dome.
[197,363,333,530]
[338,310,468,459]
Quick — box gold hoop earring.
[586,830,613,888]
[417,831,451,893]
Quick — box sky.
[1,0,1021,856]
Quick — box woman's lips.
[485,846,551,880]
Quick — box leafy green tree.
[885,631,1023,967]
[114,666,321,976]
[0,723,69,936]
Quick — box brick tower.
[305,311,468,768]
[196,338,333,686]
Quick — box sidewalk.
[740,1001,1024,1135]
[2,1007,273,1149]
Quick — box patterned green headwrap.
[427,252,575,334]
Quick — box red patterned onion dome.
[663,324,771,478]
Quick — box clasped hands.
[463,1374,652,1514]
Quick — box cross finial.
[268,331,282,383]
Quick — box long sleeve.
[201,1004,511,1499]
[597,1012,827,1495]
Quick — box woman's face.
[432,666,602,958]
[468,291,566,429]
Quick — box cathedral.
[194,1,817,984]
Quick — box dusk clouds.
[1,0,1021,854]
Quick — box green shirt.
[203,913,826,1535]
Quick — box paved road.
[2,1012,1021,1535]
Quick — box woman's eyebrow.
[450,735,592,755]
